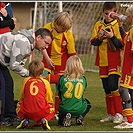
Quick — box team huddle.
[0,1,133,130]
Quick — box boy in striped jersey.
[90,2,123,123]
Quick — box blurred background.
[10,1,133,72]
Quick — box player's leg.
[114,87,133,129]
[100,78,115,122]
[76,99,91,125]
[1,66,20,125]
[109,74,123,124]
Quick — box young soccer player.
[90,2,123,123]
[42,11,76,115]
[16,59,55,130]
[56,55,91,127]
[113,5,133,129]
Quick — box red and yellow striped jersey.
[43,21,76,67]
[90,19,123,67]
[18,76,54,113]
[121,26,133,75]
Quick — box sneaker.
[113,113,123,124]
[54,113,59,121]
[8,116,20,125]
[100,114,114,122]
[76,115,84,125]
[1,117,12,127]
[63,113,71,127]
[114,122,133,129]
[123,117,127,122]
[40,118,51,130]
[16,118,29,129]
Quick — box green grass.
[1,71,133,132]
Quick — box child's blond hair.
[54,11,72,31]
[126,6,133,17]
[28,59,44,78]
[64,55,84,79]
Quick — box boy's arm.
[104,28,123,49]
[90,22,106,46]
[18,78,29,102]
[118,18,127,39]
[119,26,126,39]
[43,79,54,104]
[41,49,55,70]
[110,36,123,49]
[90,38,103,46]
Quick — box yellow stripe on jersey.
[130,26,133,51]
[41,77,54,104]
[91,19,122,66]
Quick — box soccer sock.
[106,93,115,116]
[112,89,123,114]
[123,108,133,123]
[55,92,61,114]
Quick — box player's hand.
[117,18,123,27]
[47,58,55,70]
[12,17,17,24]
[98,33,107,41]
[0,8,7,17]
[104,28,114,38]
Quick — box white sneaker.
[54,114,59,121]
[123,116,127,122]
[100,114,114,122]
[113,113,123,124]
[114,122,133,129]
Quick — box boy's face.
[103,9,115,22]
[55,24,67,33]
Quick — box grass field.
[0,70,133,132]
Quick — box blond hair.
[28,59,44,78]
[54,11,72,30]
[64,55,84,79]
[126,6,133,16]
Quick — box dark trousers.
[0,64,16,119]
[0,70,5,117]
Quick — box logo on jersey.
[127,34,130,42]
[62,40,67,46]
